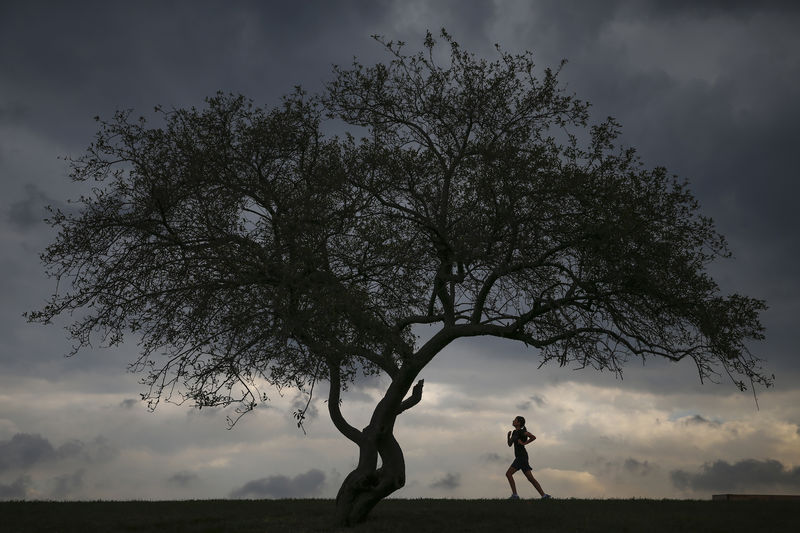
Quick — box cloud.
[671,459,800,492]
[167,470,200,488]
[291,392,319,423]
[120,399,138,409]
[51,468,85,498]
[229,469,326,498]
[682,415,721,428]
[623,458,656,476]
[0,103,29,124]
[6,184,54,230]
[581,456,660,479]
[645,0,800,17]
[430,472,461,490]
[480,452,505,465]
[0,433,118,472]
[0,476,31,500]
[531,395,547,407]
[0,433,56,471]
[55,436,118,465]
[516,394,548,410]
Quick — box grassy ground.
[2,498,798,532]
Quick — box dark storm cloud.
[430,472,461,490]
[671,459,800,491]
[503,2,800,265]
[0,433,117,472]
[7,184,52,230]
[0,0,394,146]
[0,475,30,500]
[0,102,29,124]
[7,0,797,382]
[646,0,800,17]
[618,73,800,249]
[547,40,800,272]
[472,0,800,381]
[229,469,326,498]
[495,0,624,67]
[0,433,57,471]
[167,470,199,488]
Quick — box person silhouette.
[505,415,551,499]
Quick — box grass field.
[2,498,798,532]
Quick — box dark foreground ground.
[2,498,798,533]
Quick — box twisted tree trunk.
[328,362,424,526]
[334,422,407,525]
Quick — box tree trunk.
[334,427,406,525]
[333,375,424,525]
[326,360,425,526]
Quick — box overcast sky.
[2,0,799,502]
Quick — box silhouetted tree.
[29,31,769,525]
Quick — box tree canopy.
[29,31,769,524]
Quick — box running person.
[506,416,551,499]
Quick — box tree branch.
[396,379,424,415]
[327,361,364,445]
[394,314,445,332]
